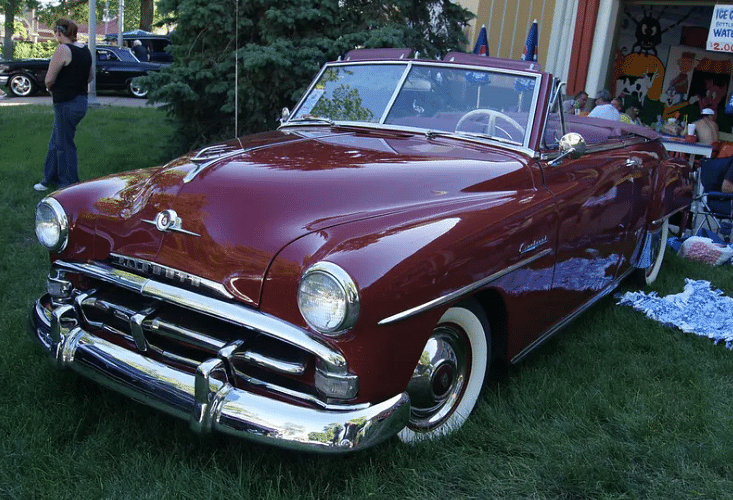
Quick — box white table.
[661,139,713,160]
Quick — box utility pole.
[117,0,124,47]
[89,0,98,105]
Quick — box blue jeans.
[42,94,88,187]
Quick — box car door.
[96,49,122,90]
[540,141,633,319]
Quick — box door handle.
[625,157,641,167]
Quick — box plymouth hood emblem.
[142,209,200,237]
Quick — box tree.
[37,0,144,35]
[145,0,473,153]
[140,0,153,30]
[2,0,38,59]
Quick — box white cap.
[702,108,715,115]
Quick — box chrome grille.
[66,270,316,400]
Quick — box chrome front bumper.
[0,76,7,86]
[29,297,410,453]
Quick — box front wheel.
[398,300,490,443]
[128,79,148,98]
[9,74,36,97]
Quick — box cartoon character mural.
[660,47,731,120]
[612,6,713,125]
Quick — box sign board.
[707,4,733,52]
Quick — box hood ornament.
[142,209,200,237]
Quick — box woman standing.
[34,18,93,191]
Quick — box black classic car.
[103,31,173,63]
[0,45,161,98]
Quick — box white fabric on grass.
[617,279,733,348]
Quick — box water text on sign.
[706,4,733,53]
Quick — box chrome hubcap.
[11,76,31,95]
[405,325,469,431]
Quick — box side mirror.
[549,132,587,166]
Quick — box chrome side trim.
[509,266,633,364]
[378,249,552,325]
[52,260,348,375]
[28,304,410,453]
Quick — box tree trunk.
[140,0,153,31]
[3,0,18,60]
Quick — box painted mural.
[613,5,733,132]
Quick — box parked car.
[0,45,161,98]
[103,30,173,64]
[29,48,692,453]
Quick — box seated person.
[563,91,588,115]
[588,90,620,120]
[694,108,720,145]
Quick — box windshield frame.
[282,59,543,151]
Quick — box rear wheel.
[398,300,490,442]
[637,217,669,285]
[9,74,36,97]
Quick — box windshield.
[289,61,539,146]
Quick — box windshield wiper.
[451,130,520,145]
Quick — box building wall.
[458,0,556,61]
[456,0,576,87]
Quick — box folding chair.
[692,157,733,241]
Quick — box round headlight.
[35,198,69,252]
[297,262,360,335]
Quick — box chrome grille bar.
[53,260,348,376]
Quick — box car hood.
[73,128,529,307]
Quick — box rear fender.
[647,156,693,226]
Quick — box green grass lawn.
[1,104,733,499]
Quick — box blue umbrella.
[521,19,538,63]
[515,19,539,92]
[472,24,489,56]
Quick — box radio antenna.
[234,0,239,138]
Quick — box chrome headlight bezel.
[297,262,360,336]
[35,198,69,253]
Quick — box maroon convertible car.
[30,48,692,452]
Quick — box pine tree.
[145,0,473,152]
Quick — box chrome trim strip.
[28,305,409,453]
[378,65,411,124]
[378,248,552,325]
[239,350,306,376]
[52,260,348,375]
[110,253,233,300]
[540,137,653,162]
[509,267,633,364]
[148,317,227,351]
[183,148,246,183]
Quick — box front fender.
[261,191,557,404]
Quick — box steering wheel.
[455,109,525,142]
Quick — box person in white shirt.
[588,90,621,121]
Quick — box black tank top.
[52,44,92,103]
